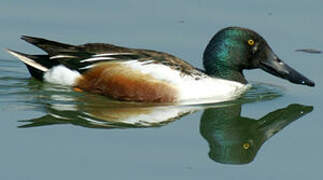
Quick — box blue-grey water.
[0,0,322,179]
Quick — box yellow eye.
[248,39,255,46]
[243,143,250,150]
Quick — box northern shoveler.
[6,27,315,103]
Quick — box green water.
[0,0,322,179]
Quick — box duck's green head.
[203,27,315,86]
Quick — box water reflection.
[200,104,313,164]
[19,90,313,165]
[19,92,201,128]
[8,76,313,165]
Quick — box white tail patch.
[6,49,48,72]
[43,65,81,86]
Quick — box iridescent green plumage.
[203,27,314,86]
[203,27,257,84]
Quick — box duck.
[6,27,315,103]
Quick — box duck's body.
[6,27,314,103]
[8,43,246,103]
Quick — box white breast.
[176,76,249,103]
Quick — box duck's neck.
[204,64,247,84]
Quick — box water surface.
[0,0,322,179]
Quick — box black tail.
[21,35,78,55]
[6,49,59,80]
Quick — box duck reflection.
[19,87,312,165]
[19,93,201,128]
[200,104,313,164]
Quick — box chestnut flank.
[75,62,178,102]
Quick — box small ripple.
[241,82,284,102]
